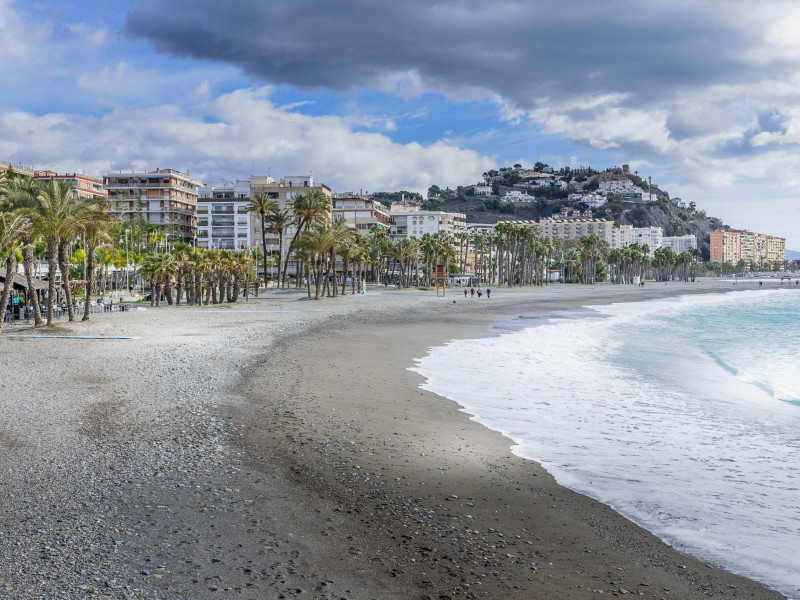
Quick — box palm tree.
[18,178,90,325]
[96,247,118,301]
[267,208,291,287]
[0,212,29,332]
[1,175,45,324]
[246,193,278,288]
[172,242,191,305]
[299,222,337,299]
[689,246,702,282]
[81,208,114,321]
[283,190,331,286]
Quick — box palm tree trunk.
[329,247,337,297]
[149,274,156,306]
[260,212,268,288]
[175,268,183,305]
[0,253,17,333]
[83,247,96,321]
[22,243,43,325]
[58,241,75,322]
[314,254,323,300]
[282,218,307,287]
[44,239,58,325]
[277,230,284,287]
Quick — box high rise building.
[249,174,332,276]
[536,214,615,245]
[613,225,663,256]
[710,230,741,263]
[197,180,253,251]
[104,169,203,244]
[738,230,767,265]
[766,236,786,264]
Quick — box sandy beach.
[0,280,787,599]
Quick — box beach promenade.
[0,281,786,599]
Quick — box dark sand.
[231,285,786,599]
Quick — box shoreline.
[233,283,787,599]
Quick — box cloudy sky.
[1,0,799,248]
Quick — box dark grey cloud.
[125,0,769,110]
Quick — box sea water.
[412,289,800,598]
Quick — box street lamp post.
[124,229,130,293]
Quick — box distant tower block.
[622,164,630,174]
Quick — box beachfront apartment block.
[536,215,615,245]
[197,180,253,251]
[766,236,786,264]
[331,193,390,232]
[388,203,466,241]
[104,169,203,244]
[34,170,107,202]
[738,230,767,265]
[710,229,786,265]
[662,234,698,254]
[613,226,663,257]
[249,174,332,276]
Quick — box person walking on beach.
[486,288,491,298]
[477,288,482,298]
[464,288,468,298]
[470,287,475,297]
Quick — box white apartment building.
[388,204,466,241]
[474,185,493,196]
[662,234,697,254]
[331,193,390,232]
[197,180,252,250]
[613,225,663,256]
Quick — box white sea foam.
[413,289,800,598]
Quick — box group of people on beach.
[463,286,490,299]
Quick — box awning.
[0,272,48,291]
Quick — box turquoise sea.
[413,288,800,599]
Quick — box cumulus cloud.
[0,87,494,193]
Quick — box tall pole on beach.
[125,229,130,292]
